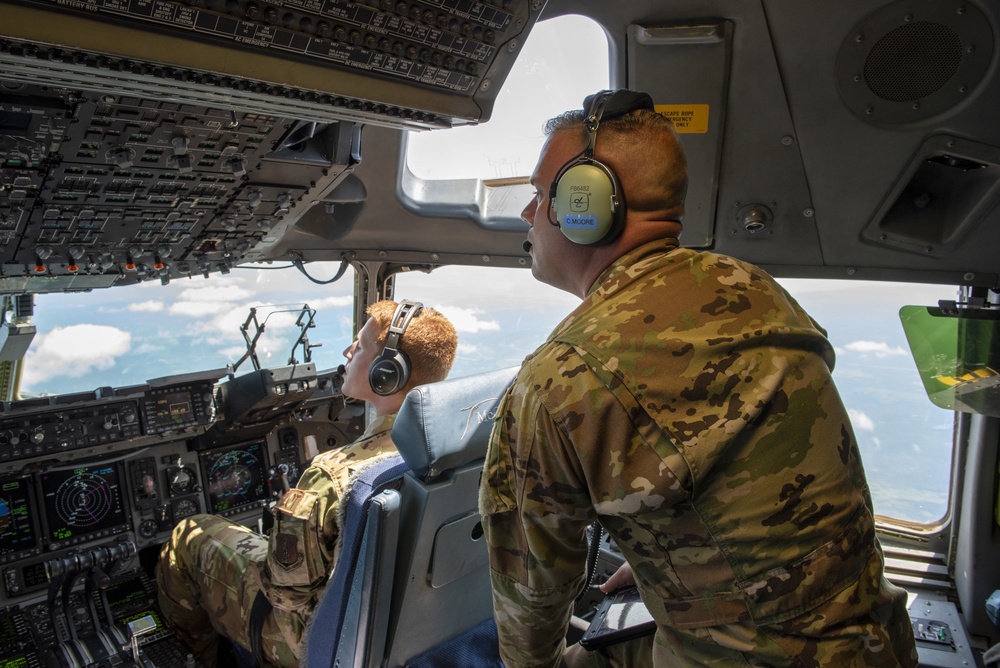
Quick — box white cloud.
[219,345,250,360]
[22,324,132,384]
[258,309,308,331]
[203,304,258,337]
[169,301,230,318]
[175,285,256,302]
[848,408,875,431]
[178,304,322,368]
[830,365,871,380]
[308,295,354,310]
[435,305,501,333]
[127,300,165,312]
[165,284,257,319]
[843,340,907,357]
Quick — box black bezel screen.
[147,389,196,430]
[39,462,129,548]
[0,477,39,559]
[201,442,269,514]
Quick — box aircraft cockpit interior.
[0,340,364,667]
[3,0,1000,666]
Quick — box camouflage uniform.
[479,238,918,668]
[157,414,397,667]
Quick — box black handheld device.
[579,586,656,650]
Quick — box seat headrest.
[392,367,518,481]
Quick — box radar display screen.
[148,390,195,430]
[39,463,129,548]
[201,442,269,514]
[0,478,39,559]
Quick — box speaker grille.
[836,0,993,125]
[864,22,963,102]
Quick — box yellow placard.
[934,366,998,387]
[655,104,710,133]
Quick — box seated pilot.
[155,300,457,667]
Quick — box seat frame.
[303,367,518,668]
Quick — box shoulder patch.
[273,532,301,568]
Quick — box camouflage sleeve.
[482,373,588,668]
[266,455,343,596]
[481,345,687,668]
[266,430,395,603]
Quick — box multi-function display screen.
[201,442,269,514]
[39,463,129,548]
[147,390,196,430]
[0,478,39,560]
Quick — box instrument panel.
[0,0,542,129]
[0,362,356,667]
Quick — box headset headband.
[582,89,655,123]
[383,300,422,353]
[580,90,655,159]
[582,93,610,158]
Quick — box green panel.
[899,304,1000,417]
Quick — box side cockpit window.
[402,14,610,224]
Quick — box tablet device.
[579,586,656,650]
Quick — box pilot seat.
[299,366,517,668]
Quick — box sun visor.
[900,303,1000,417]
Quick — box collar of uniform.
[361,412,397,440]
[585,237,681,298]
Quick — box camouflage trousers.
[562,614,916,668]
[561,576,915,667]
[156,515,304,668]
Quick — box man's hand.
[599,561,636,593]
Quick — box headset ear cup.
[553,161,622,246]
[368,356,397,395]
[367,299,420,396]
[369,349,411,396]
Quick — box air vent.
[863,135,1000,256]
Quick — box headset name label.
[562,214,598,229]
[655,104,709,133]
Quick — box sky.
[12,12,962,527]
[24,264,358,386]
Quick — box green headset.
[369,299,422,396]
[548,89,656,246]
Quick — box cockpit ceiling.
[2,0,1000,293]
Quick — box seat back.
[302,366,517,668]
